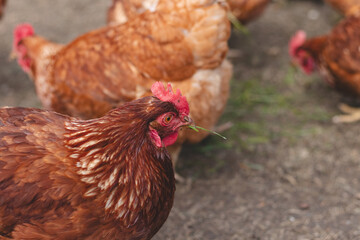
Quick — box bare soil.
[1,1,359,239]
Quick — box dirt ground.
[1,0,360,239]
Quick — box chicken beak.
[183,116,194,127]
[9,50,17,61]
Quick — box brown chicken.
[13,0,231,176]
[0,82,192,239]
[0,0,6,19]
[107,0,269,25]
[324,0,360,16]
[227,0,270,24]
[289,15,360,123]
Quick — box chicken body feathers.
[0,97,177,239]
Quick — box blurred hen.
[324,0,360,16]
[13,0,232,177]
[0,0,6,19]
[107,0,270,25]
[289,13,360,123]
[227,0,270,24]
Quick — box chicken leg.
[332,103,360,123]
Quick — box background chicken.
[227,0,270,24]
[0,0,6,19]
[289,15,360,123]
[107,0,270,26]
[0,82,192,239]
[324,0,360,16]
[13,0,232,177]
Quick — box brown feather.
[0,0,6,19]
[300,35,328,62]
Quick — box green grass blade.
[188,125,199,132]
[188,125,227,140]
[227,12,249,35]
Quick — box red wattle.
[162,132,178,147]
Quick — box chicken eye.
[163,114,174,125]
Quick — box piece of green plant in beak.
[188,125,227,140]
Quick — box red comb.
[13,23,34,50]
[13,23,34,73]
[289,30,306,57]
[151,82,189,116]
